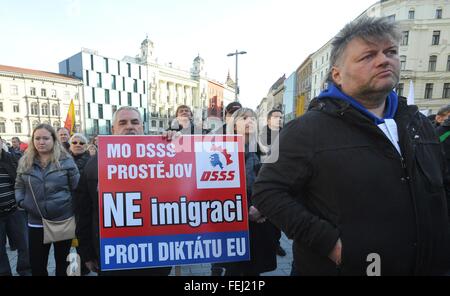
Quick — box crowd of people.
[1,15,450,276]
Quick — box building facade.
[296,55,313,116]
[310,40,332,100]
[0,65,83,142]
[283,72,297,123]
[59,48,148,136]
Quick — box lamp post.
[227,50,247,102]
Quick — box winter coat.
[74,155,99,262]
[0,150,18,217]
[225,148,278,275]
[252,96,450,276]
[15,156,79,225]
[436,119,450,175]
[71,151,91,179]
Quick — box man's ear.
[331,66,342,86]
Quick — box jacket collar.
[316,83,398,125]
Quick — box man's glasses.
[71,141,86,145]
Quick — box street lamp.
[227,50,247,102]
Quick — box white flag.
[407,80,415,105]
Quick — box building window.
[119,92,122,105]
[143,81,146,94]
[117,61,121,76]
[436,8,442,19]
[41,89,46,97]
[92,88,96,103]
[41,103,49,115]
[85,70,90,86]
[447,55,450,71]
[31,103,38,115]
[400,56,406,70]
[13,104,19,113]
[30,87,36,96]
[93,119,99,134]
[432,31,440,45]
[105,89,110,104]
[52,104,59,116]
[401,31,409,46]
[112,105,117,114]
[133,79,138,92]
[152,120,156,127]
[387,14,396,22]
[0,84,2,94]
[15,122,22,133]
[51,89,57,98]
[127,63,131,77]
[90,55,94,70]
[104,58,109,73]
[32,120,39,129]
[98,104,103,119]
[87,103,91,118]
[140,94,142,107]
[408,9,415,19]
[112,75,116,90]
[97,72,102,88]
[396,83,404,97]
[0,102,3,112]
[10,85,18,96]
[159,121,163,128]
[443,83,450,99]
[123,77,126,91]
[128,93,132,106]
[106,120,111,134]
[425,83,434,99]
[0,122,5,133]
[139,66,141,79]
[429,55,437,72]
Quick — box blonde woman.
[224,108,278,276]
[15,124,79,276]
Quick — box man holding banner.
[74,107,172,275]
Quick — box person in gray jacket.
[15,124,79,276]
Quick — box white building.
[365,0,450,112]
[59,48,148,136]
[310,39,332,99]
[133,37,234,134]
[0,65,83,142]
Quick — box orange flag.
[64,99,76,135]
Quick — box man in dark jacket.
[75,106,172,276]
[0,149,30,276]
[252,16,450,276]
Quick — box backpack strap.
[439,131,450,143]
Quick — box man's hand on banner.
[249,206,266,223]
[162,130,182,141]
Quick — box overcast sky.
[0,0,378,109]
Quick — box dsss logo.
[200,144,235,181]
[195,142,241,189]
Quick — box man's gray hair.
[327,16,401,82]
[112,106,143,125]
[437,105,450,116]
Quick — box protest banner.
[98,135,250,271]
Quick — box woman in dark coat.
[224,108,278,276]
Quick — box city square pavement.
[6,233,293,276]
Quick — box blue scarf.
[317,83,398,125]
